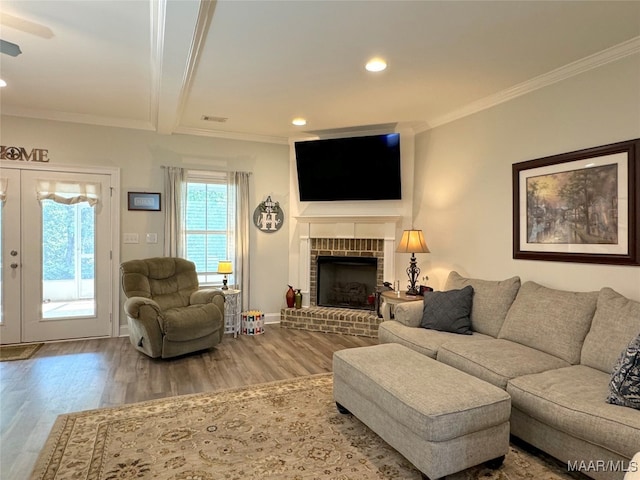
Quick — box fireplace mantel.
[295,215,399,308]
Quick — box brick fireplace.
[281,216,399,337]
[310,238,384,307]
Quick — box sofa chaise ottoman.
[333,343,511,479]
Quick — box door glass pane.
[0,203,3,324]
[41,199,96,319]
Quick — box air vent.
[201,115,228,123]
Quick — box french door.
[0,166,113,344]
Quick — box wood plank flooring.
[0,326,377,480]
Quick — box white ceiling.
[1,0,639,144]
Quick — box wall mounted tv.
[294,133,402,201]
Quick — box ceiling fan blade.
[0,39,22,57]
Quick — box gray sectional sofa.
[378,271,640,480]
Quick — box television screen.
[294,133,401,201]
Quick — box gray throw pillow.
[420,286,473,335]
[607,332,640,410]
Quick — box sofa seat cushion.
[437,339,570,389]
[507,365,640,459]
[445,271,521,337]
[162,304,221,342]
[378,320,493,359]
[498,282,598,364]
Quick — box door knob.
[10,250,18,256]
[10,263,18,269]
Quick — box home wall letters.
[0,146,50,162]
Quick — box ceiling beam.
[153,0,216,135]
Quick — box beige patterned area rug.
[0,343,42,361]
[32,374,579,480]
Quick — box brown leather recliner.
[120,257,225,358]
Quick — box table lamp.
[396,229,430,295]
[217,260,233,290]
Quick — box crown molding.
[420,36,640,133]
[1,107,156,132]
[174,126,289,145]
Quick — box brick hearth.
[280,306,381,338]
[280,237,385,337]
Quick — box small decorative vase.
[286,285,295,308]
[294,289,302,309]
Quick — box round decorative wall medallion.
[253,196,284,233]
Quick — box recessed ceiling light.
[365,57,387,72]
[292,118,307,126]
[0,79,7,88]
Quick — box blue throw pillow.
[607,332,640,410]
[420,286,473,335]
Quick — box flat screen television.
[294,133,401,201]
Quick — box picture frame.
[512,139,639,265]
[128,192,161,211]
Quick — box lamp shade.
[396,229,430,254]
[216,260,233,274]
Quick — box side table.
[380,290,422,321]
[222,289,241,337]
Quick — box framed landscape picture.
[512,139,639,265]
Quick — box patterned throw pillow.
[607,332,640,410]
[419,286,474,335]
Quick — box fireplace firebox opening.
[317,256,377,310]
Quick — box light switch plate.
[123,233,139,244]
[146,233,158,244]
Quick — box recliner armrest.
[124,296,162,319]
[393,301,424,328]
[191,288,224,305]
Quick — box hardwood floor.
[0,326,377,479]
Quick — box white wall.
[413,54,640,300]
[1,116,291,324]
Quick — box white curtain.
[0,178,7,204]
[231,171,251,310]
[36,179,100,206]
[164,167,186,257]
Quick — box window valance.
[36,179,101,206]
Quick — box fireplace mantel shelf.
[294,214,402,224]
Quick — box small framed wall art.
[128,192,161,211]
[512,138,639,265]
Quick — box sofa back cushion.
[497,281,597,364]
[445,271,520,337]
[581,287,640,373]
